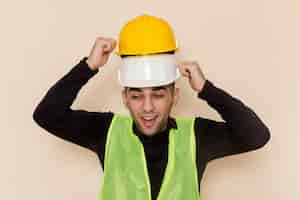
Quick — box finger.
[177,63,186,76]
[104,39,117,52]
[183,69,191,78]
[178,64,191,77]
[102,41,112,52]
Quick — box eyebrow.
[127,88,142,92]
[127,86,167,92]
[152,86,167,91]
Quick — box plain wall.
[3,0,299,199]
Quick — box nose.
[143,96,154,112]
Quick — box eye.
[131,95,139,99]
[153,92,165,98]
[130,93,142,100]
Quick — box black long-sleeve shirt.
[33,57,270,199]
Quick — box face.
[122,83,179,136]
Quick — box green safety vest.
[99,114,200,200]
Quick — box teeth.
[142,116,155,120]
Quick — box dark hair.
[120,50,175,58]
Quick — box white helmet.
[118,54,180,88]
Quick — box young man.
[33,15,270,200]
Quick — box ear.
[122,88,129,109]
[172,87,180,106]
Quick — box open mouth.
[140,116,157,128]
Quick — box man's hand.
[178,61,206,93]
[86,37,117,70]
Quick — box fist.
[178,61,206,92]
[86,37,117,70]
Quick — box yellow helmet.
[116,14,178,56]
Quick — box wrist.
[195,80,206,93]
[86,58,98,71]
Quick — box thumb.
[178,63,191,78]
[102,42,112,53]
[103,39,117,53]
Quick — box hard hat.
[118,54,180,88]
[116,14,178,56]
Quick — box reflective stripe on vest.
[99,114,200,200]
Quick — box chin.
[139,127,158,136]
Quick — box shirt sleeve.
[32,57,113,153]
[195,80,271,162]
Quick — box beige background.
[2,0,299,199]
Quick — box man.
[33,15,270,200]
